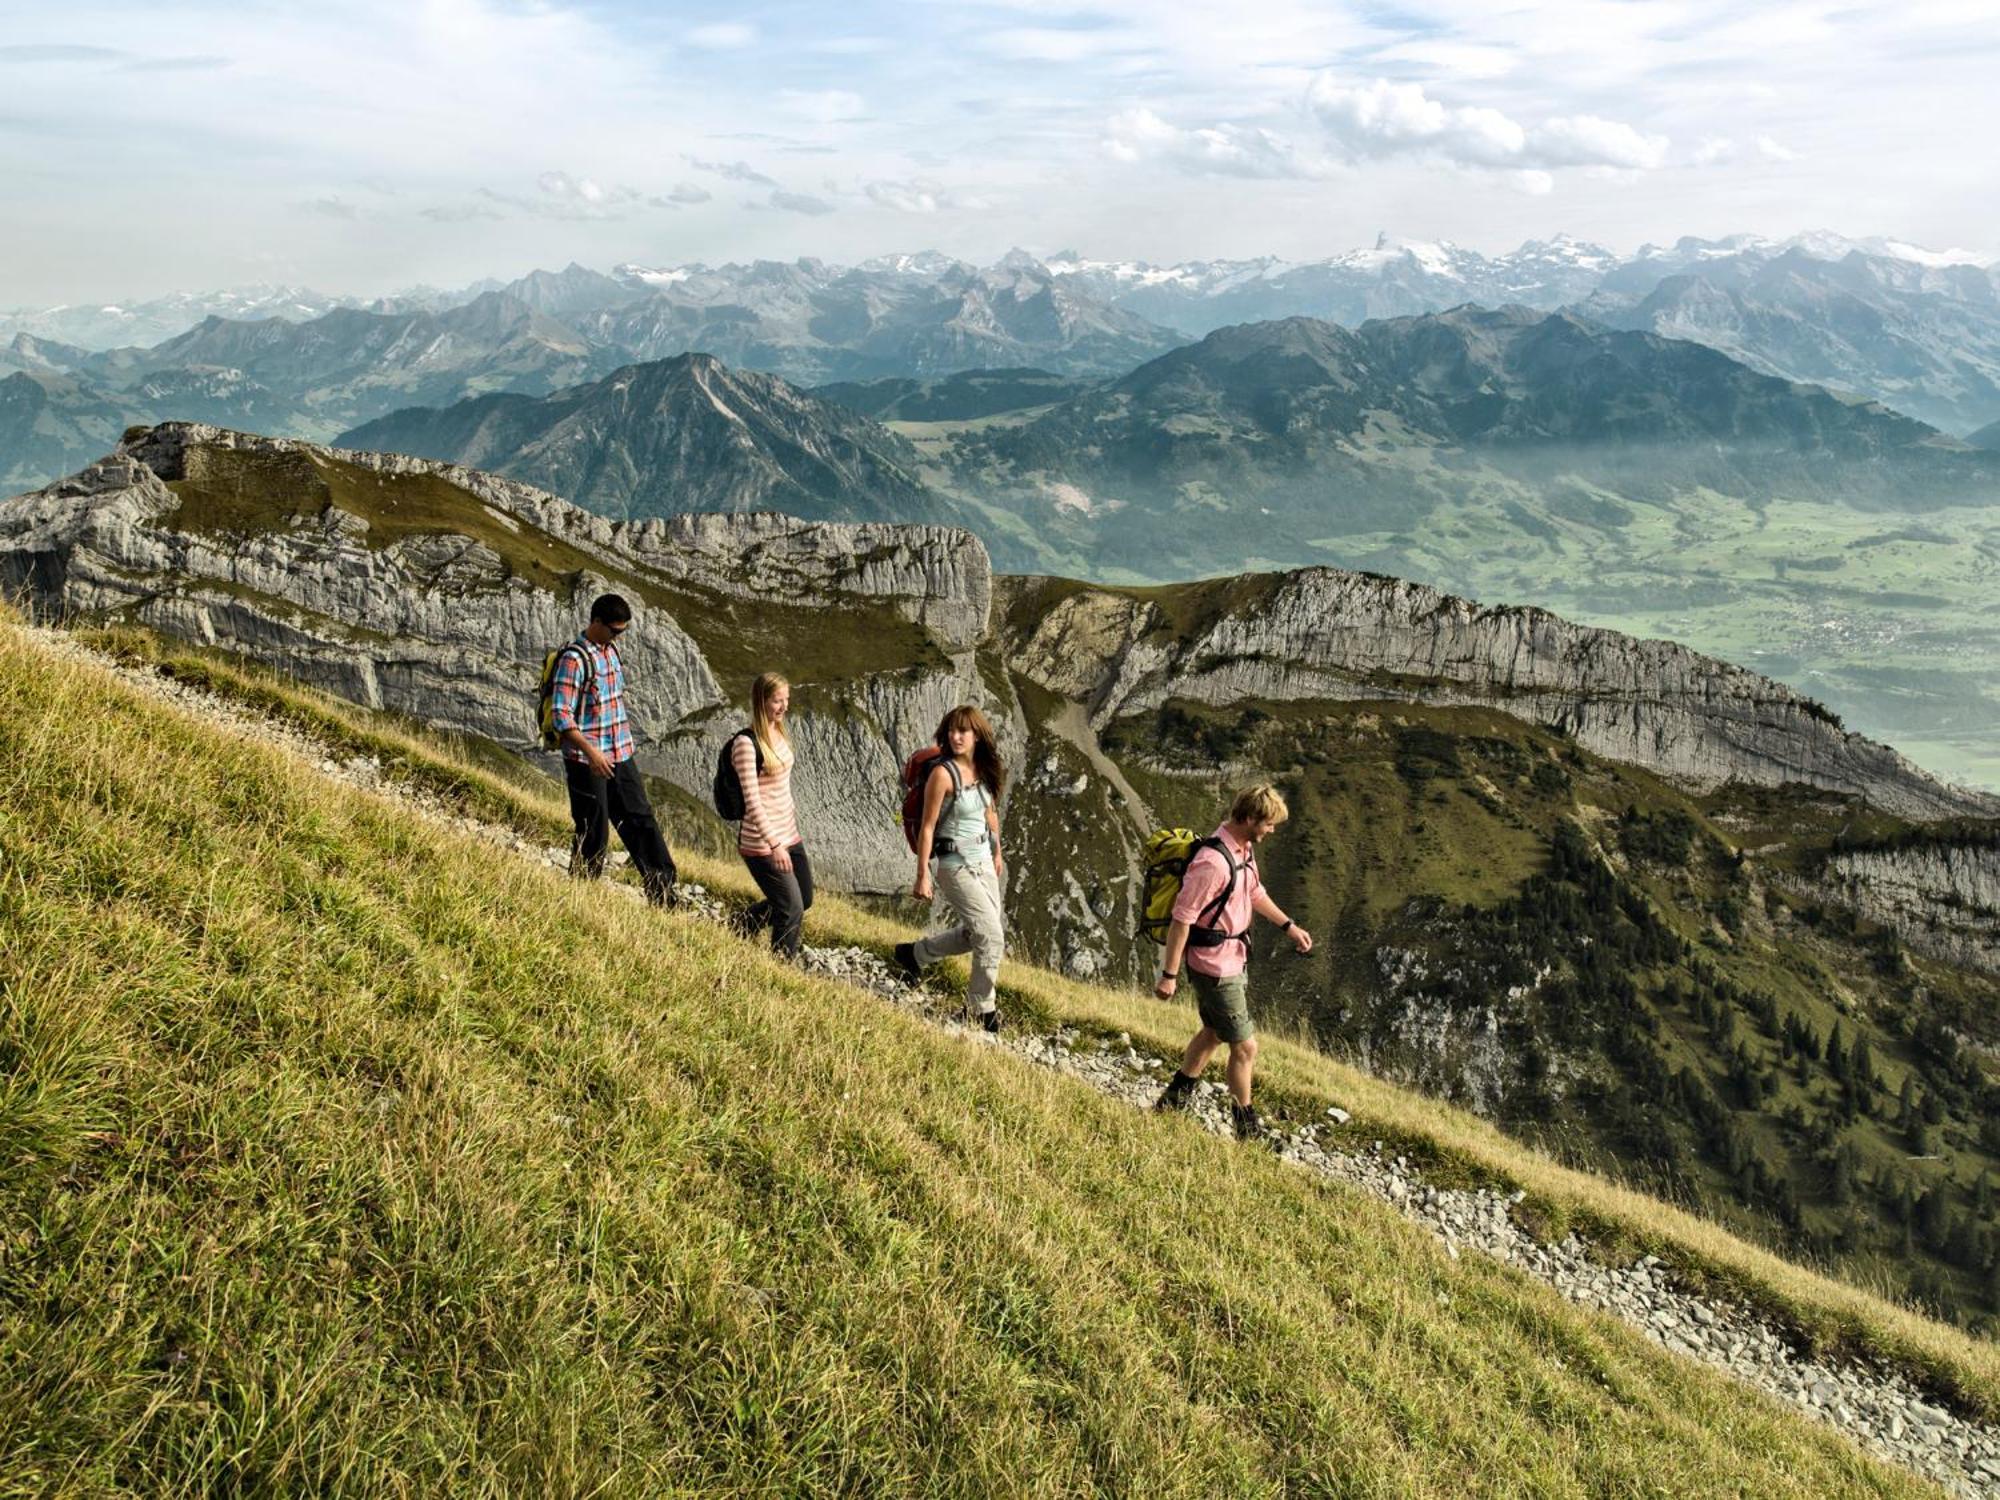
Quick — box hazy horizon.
[3,0,1997,305]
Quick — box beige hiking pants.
[914,858,1006,1009]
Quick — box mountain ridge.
[9,423,2000,1324]
[14,230,2000,501]
[336,353,970,527]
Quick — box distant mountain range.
[334,305,2000,568]
[9,229,2000,499]
[1579,241,2000,436]
[950,305,2000,574]
[0,254,1183,488]
[1041,233,1622,331]
[0,281,490,351]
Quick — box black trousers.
[564,757,677,904]
[741,842,813,957]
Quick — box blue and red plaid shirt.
[549,635,634,765]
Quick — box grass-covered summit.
[0,619,1975,1495]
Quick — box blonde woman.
[732,672,812,958]
[894,705,1007,1031]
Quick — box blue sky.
[2,0,1997,301]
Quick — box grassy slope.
[70,625,2000,1396]
[0,629,1971,1495]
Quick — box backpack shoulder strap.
[1192,836,1246,936]
[928,754,963,800]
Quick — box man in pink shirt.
[1153,783,1314,1141]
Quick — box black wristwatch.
[1278,918,1294,933]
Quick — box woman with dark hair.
[733,671,812,958]
[895,704,1008,1031]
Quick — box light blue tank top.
[935,768,992,869]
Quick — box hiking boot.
[1155,1071,1199,1113]
[1231,1103,1267,1143]
[891,942,922,982]
[980,1008,1002,1035]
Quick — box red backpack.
[899,748,964,853]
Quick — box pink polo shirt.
[1171,824,1262,978]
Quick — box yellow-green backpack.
[1139,828,1251,948]
[535,644,595,751]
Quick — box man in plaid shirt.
[550,593,678,906]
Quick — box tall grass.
[64,625,2000,1419]
[0,622,1965,1494]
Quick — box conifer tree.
[1919,1187,1949,1249]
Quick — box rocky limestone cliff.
[1810,837,2000,974]
[999,571,1995,824]
[6,422,1991,908]
[0,423,1005,892]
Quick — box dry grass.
[0,620,1976,1495]
[74,624,2000,1419]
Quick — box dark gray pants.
[564,757,677,905]
[742,842,813,957]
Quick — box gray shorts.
[1190,970,1254,1044]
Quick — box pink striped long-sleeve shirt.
[732,733,799,854]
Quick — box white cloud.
[293,195,360,219]
[470,170,649,221]
[1692,136,1739,166]
[0,43,125,61]
[1105,107,1332,180]
[663,181,712,205]
[863,178,988,213]
[1307,78,1524,166]
[1529,115,1668,171]
[767,188,836,215]
[537,170,611,205]
[1757,135,1799,162]
[1305,77,1668,175]
[687,157,778,187]
[686,23,755,50]
[1514,169,1554,196]
[778,89,866,123]
[419,201,504,223]
[1364,40,1518,80]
